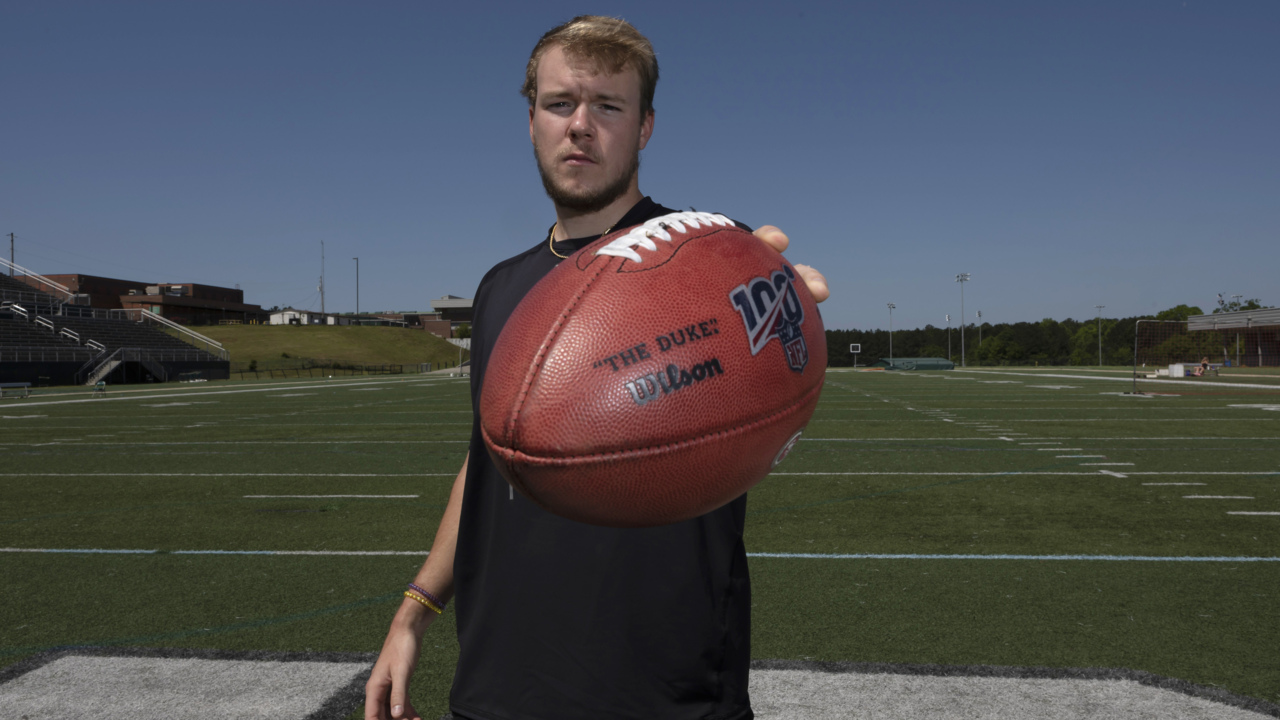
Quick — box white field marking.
[958,368,1280,390]
[2,415,47,419]
[1098,470,1129,478]
[243,494,419,498]
[3,547,1277,562]
[0,473,456,477]
[2,377,433,408]
[350,388,387,391]
[268,393,316,398]
[941,419,954,422]
[1057,455,1105,458]
[747,552,1280,562]
[1144,483,1207,486]
[985,419,1280,422]
[1184,495,1254,499]
[979,381,1022,384]
[1229,404,1280,411]
[770,471,1279,477]
[0,440,469,446]
[0,547,430,556]
[1081,463,1135,466]
[1020,442,1061,445]
[1099,392,1155,397]
[1038,448,1082,451]
[1229,511,1280,516]
[1027,385,1080,390]
[996,437,1015,442]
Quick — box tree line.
[824,300,1270,368]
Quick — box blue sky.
[2,1,1276,330]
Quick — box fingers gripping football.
[752,225,830,303]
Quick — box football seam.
[492,377,825,465]
[504,256,613,448]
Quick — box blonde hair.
[522,15,659,116]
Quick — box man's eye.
[600,104,620,112]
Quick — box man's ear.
[638,109,654,151]
[529,105,536,144]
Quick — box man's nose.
[568,105,594,139]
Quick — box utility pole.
[887,303,895,361]
[1095,305,1105,366]
[8,233,13,276]
[946,314,951,362]
[353,257,360,315]
[955,273,970,367]
[320,241,326,316]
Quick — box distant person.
[1195,356,1210,376]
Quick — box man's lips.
[562,152,597,166]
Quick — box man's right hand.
[365,598,438,720]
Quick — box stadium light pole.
[353,257,360,315]
[946,314,951,362]
[955,273,970,367]
[976,310,982,366]
[1232,294,1242,366]
[887,303,895,361]
[1095,305,1105,366]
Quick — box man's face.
[530,45,654,214]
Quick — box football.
[480,211,826,527]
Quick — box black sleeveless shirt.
[450,197,753,720]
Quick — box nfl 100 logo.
[729,264,808,372]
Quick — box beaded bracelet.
[407,582,447,610]
[404,589,444,615]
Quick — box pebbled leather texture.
[481,217,826,527]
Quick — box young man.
[366,16,828,720]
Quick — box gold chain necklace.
[547,220,616,259]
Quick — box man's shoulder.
[476,243,545,296]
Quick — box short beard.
[535,145,640,215]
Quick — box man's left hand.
[753,226,829,303]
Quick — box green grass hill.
[197,324,468,371]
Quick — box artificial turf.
[1,369,1277,717]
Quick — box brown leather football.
[480,211,826,527]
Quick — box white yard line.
[2,547,1276,561]
[1184,495,1254,499]
[243,494,419,498]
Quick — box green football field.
[1,369,1278,718]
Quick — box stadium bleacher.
[2,272,226,385]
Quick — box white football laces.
[595,211,733,264]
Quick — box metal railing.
[0,257,76,303]
[60,327,80,343]
[75,346,220,385]
[117,308,229,360]
[34,316,55,333]
[0,346,99,362]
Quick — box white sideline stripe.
[0,440,469,446]
[1020,442,1061,445]
[748,552,1280,562]
[1057,455,1104,458]
[243,494,419,498]
[1038,448,1082,451]
[1098,470,1129,478]
[1184,495,1254,499]
[1144,483,1206,486]
[0,377,440,407]
[0,547,429,556]
[955,369,1280,390]
[1228,511,1280,516]
[0,473,456,477]
[1082,463,1134,466]
[3,547,1277,562]
[771,471,1278,476]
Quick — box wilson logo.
[729,265,808,372]
[625,358,724,407]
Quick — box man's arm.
[365,452,469,720]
